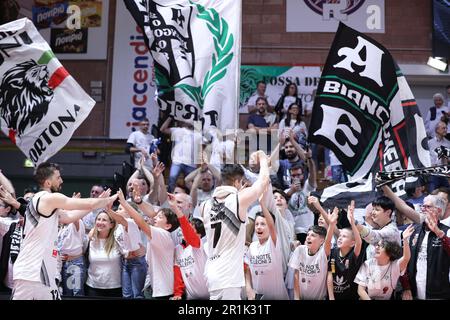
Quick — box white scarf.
[212,186,238,200]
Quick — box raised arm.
[288,129,306,161]
[324,207,338,257]
[167,193,200,248]
[308,196,340,238]
[185,167,201,188]
[0,185,21,211]
[58,189,117,224]
[260,191,277,245]
[381,185,421,223]
[238,151,270,220]
[347,200,362,257]
[131,183,157,218]
[190,171,202,208]
[398,224,414,272]
[140,160,155,196]
[107,208,128,230]
[308,195,330,224]
[149,161,167,205]
[160,116,173,136]
[269,142,280,174]
[118,189,152,239]
[305,149,317,189]
[0,169,15,196]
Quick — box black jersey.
[328,247,364,300]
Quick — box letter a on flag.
[0,18,96,166]
[308,22,430,210]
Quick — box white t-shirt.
[354,258,403,300]
[441,216,450,227]
[240,93,276,113]
[281,96,297,113]
[170,127,202,166]
[364,221,401,260]
[428,136,450,166]
[57,221,85,256]
[278,119,307,138]
[203,189,246,292]
[425,105,449,138]
[115,218,142,257]
[147,226,175,297]
[127,130,154,169]
[174,243,209,300]
[13,191,59,290]
[288,245,328,300]
[86,238,122,289]
[263,113,277,127]
[245,238,289,300]
[415,231,429,300]
[286,180,316,234]
[210,139,235,170]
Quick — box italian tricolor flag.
[0,18,96,166]
[8,50,70,144]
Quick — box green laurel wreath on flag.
[175,1,234,109]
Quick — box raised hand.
[99,188,112,198]
[425,214,441,236]
[402,224,415,241]
[329,207,339,225]
[0,185,18,206]
[347,200,355,225]
[152,161,165,178]
[239,179,250,191]
[288,128,295,141]
[150,152,158,166]
[167,193,177,209]
[130,181,143,204]
[72,192,81,198]
[106,193,118,207]
[307,195,320,208]
[141,148,150,160]
[138,156,145,170]
[117,189,127,203]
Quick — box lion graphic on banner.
[0,60,54,137]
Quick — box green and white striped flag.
[0,18,95,165]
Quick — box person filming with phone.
[284,143,317,244]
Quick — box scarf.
[9,223,22,263]
[375,165,450,187]
[212,186,238,200]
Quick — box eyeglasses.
[375,242,385,248]
[420,204,435,211]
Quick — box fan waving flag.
[0,18,95,166]
[308,22,430,212]
[124,0,241,132]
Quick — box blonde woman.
[85,210,124,298]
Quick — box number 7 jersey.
[202,190,246,292]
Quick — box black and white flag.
[308,23,431,210]
[124,0,241,132]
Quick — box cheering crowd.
[0,84,449,300]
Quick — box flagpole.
[235,0,242,164]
